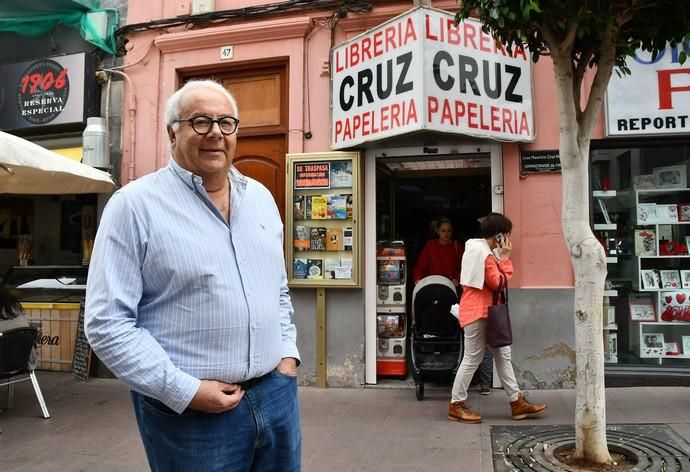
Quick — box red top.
[459,256,514,328]
[413,239,464,283]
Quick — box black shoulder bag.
[486,273,513,348]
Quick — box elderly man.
[85,80,300,471]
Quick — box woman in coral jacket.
[412,217,463,287]
[447,212,547,424]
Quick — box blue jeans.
[131,370,301,472]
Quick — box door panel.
[233,135,286,221]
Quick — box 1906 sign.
[16,59,70,125]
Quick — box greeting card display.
[682,270,690,289]
[640,269,660,290]
[664,342,681,355]
[641,333,665,357]
[634,229,656,256]
[637,203,657,224]
[660,270,682,289]
[629,299,656,321]
[656,204,679,223]
[653,165,687,189]
[679,203,690,222]
[658,291,690,322]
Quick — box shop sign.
[606,41,690,137]
[330,6,534,149]
[0,53,95,132]
[520,150,561,174]
[294,161,331,189]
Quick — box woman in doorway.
[448,212,547,423]
[412,217,463,286]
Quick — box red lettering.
[407,99,418,125]
[353,115,361,134]
[361,37,372,62]
[441,99,452,123]
[479,31,492,53]
[425,14,438,41]
[518,112,530,135]
[335,51,344,73]
[362,112,370,136]
[467,102,478,128]
[380,105,389,131]
[658,69,690,109]
[463,22,478,50]
[351,43,360,68]
[446,18,460,45]
[455,100,465,124]
[373,31,383,57]
[385,25,396,52]
[491,106,500,131]
[404,17,418,43]
[391,103,401,128]
[427,96,438,121]
[502,109,514,134]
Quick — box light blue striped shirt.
[85,158,299,414]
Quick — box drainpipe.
[102,68,137,183]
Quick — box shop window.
[591,145,690,367]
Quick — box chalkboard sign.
[520,150,561,174]
[71,300,93,381]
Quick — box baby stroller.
[410,275,462,400]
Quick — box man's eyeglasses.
[174,115,240,135]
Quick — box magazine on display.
[293,258,308,279]
[311,196,328,219]
[326,228,343,251]
[293,195,305,220]
[310,227,327,251]
[307,259,323,279]
[328,195,347,220]
[294,225,310,251]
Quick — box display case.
[631,188,690,362]
[285,152,362,288]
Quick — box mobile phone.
[495,233,506,246]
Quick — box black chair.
[0,327,50,418]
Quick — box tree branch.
[581,26,617,139]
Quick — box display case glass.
[590,145,690,366]
[285,152,361,288]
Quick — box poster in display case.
[286,152,361,288]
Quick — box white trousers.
[450,318,520,403]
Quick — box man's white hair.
[164,79,239,135]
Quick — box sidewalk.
[1,372,689,471]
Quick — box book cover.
[293,258,308,279]
[336,257,352,279]
[310,227,327,251]
[324,258,340,280]
[326,227,343,251]
[343,226,353,250]
[294,225,310,251]
[307,259,323,279]
[293,195,305,220]
[346,194,353,219]
[305,195,312,219]
[330,160,353,188]
[328,195,347,220]
[311,196,328,219]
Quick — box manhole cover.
[491,424,690,471]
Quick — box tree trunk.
[553,55,613,463]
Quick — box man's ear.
[167,125,176,144]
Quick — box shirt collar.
[167,156,248,195]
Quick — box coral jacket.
[459,255,514,328]
[412,239,464,283]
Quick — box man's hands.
[188,380,244,413]
[189,358,298,413]
[277,357,298,376]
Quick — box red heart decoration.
[661,307,674,321]
[674,307,683,320]
[683,307,690,322]
[666,296,673,304]
[677,293,687,304]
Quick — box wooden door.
[233,135,286,221]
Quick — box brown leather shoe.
[448,401,482,423]
[510,392,547,420]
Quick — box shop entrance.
[371,151,494,385]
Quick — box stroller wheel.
[415,383,424,401]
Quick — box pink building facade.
[118,0,690,388]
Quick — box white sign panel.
[330,7,534,149]
[606,42,690,137]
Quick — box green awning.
[0,0,118,55]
